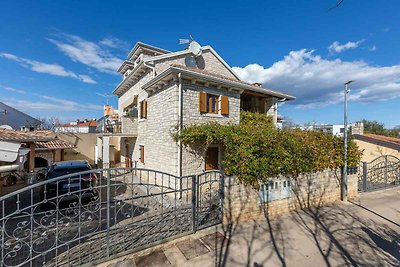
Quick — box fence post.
[191,175,197,232]
[106,169,111,258]
[362,162,367,192]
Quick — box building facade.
[99,42,295,176]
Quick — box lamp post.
[342,80,354,201]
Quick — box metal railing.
[0,168,224,267]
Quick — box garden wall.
[223,169,358,223]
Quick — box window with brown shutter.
[139,145,144,163]
[220,95,229,115]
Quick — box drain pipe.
[143,60,156,77]
[178,73,183,177]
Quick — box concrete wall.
[224,169,358,223]
[354,139,400,162]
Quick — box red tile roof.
[0,129,55,142]
[363,134,400,145]
[35,139,75,150]
[59,120,97,127]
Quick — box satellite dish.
[0,125,12,130]
[185,56,198,68]
[189,41,202,57]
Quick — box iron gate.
[358,155,400,192]
[0,168,224,267]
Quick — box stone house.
[98,42,295,176]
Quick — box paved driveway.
[100,187,400,267]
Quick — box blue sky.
[0,0,399,127]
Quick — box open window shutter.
[139,101,143,119]
[133,95,138,107]
[140,146,144,163]
[144,100,148,119]
[220,95,229,115]
[199,92,207,113]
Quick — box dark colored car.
[41,160,98,202]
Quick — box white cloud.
[369,45,377,51]
[49,34,124,74]
[328,40,364,54]
[232,49,400,108]
[2,96,103,112]
[99,37,129,50]
[0,53,96,84]
[0,85,26,94]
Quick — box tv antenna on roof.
[96,93,115,105]
[178,35,202,57]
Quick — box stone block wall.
[181,80,240,175]
[223,169,358,223]
[154,50,239,80]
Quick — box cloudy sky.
[0,0,399,127]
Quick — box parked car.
[40,160,98,202]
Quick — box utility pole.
[342,80,354,201]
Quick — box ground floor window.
[205,146,219,171]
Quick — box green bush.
[175,112,362,186]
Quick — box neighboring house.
[304,122,364,138]
[0,129,75,171]
[54,119,98,133]
[352,134,400,162]
[98,41,295,175]
[313,124,346,137]
[0,102,41,130]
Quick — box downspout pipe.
[178,73,183,177]
[143,60,156,77]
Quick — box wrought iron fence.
[0,168,224,267]
[358,155,400,192]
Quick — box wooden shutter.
[199,92,207,113]
[133,95,138,107]
[220,95,229,115]
[139,101,143,119]
[143,100,147,119]
[139,145,144,163]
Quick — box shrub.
[175,112,362,186]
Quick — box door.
[205,146,219,171]
[125,143,132,168]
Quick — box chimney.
[253,82,263,87]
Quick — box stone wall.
[224,169,358,223]
[134,84,179,174]
[154,50,239,80]
[181,79,241,175]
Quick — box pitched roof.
[353,134,400,150]
[0,102,41,129]
[0,129,55,142]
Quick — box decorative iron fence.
[358,155,400,192]
[0,168,224,267]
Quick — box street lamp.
[342,80,354,201]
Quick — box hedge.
[175,112,362,186]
